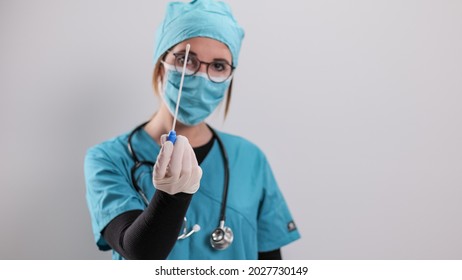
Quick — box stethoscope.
[127,121,233,250]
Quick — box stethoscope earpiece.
[178,218,201,240]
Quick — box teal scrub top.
[84,127,300,260]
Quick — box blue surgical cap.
[153,0,245,67]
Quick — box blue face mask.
[162,67,230,126]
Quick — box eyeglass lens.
[174,53,232,83]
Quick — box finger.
[190,146,199,178]
[153,141,173,179]
[169,135,187,180]
[160,134,168,145]
[185,145,201,193]
[176,146,193,191]
[183,166,202,194]
[181,143,193,178]
[181,148,201,193]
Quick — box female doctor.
[85,0,300,260]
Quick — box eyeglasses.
[166,51,235,83]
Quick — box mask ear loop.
[157,49,172,99]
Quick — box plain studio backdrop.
[1,0,461,259]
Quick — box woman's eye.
[177,56,186,65]
[211,62,226,72]
[177,55,194,66]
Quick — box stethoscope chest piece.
[210,222,234,250]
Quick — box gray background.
[1,0,461,259]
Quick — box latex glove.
[153,135,202,195]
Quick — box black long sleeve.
[102,191,192,259]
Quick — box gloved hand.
[152,134,202,195]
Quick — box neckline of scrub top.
[133,127,160,162]
[136,126,217,168]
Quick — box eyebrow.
[176,49,232,65]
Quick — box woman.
[85,0,300,260]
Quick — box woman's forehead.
[172,37,232,62]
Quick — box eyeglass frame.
[162,50,235,83]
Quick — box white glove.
[152,135,202,195]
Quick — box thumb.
[153,140,173,179]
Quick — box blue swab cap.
[153,0,245,67]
